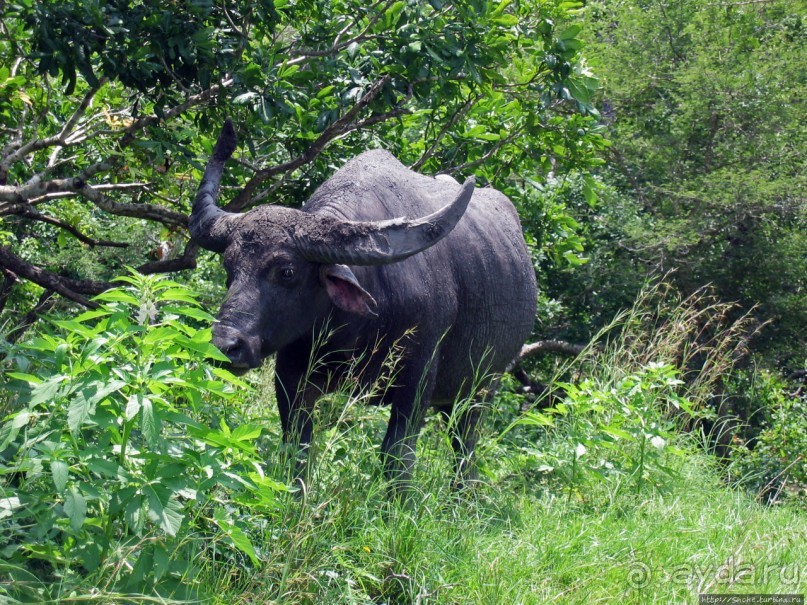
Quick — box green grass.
[192,364,805,605]
[3,277,803,604]
[206,419,805,604]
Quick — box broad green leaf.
[153,543,170,581]
[491,14,519,27]
[92,289,141,305]
[29,375,68,406]
[517,411,555,427]
[144,484,183,536]
[67,391,96,434]
[602,426,635,441]
[214,508,259,565]
[5,372,42,384]
[141,396,159,446]
[64,486,87,532]
[231,424,263,442]
[558,25,581,40]
[51,460,69,493]
[125,394,142,420]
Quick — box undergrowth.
[0,275,803,603]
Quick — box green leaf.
[316,85,335,99]
[125,394,142,420]
[231,424,263,442]
[141,396,159,446]
[51,460,69,493]
[491,14,519,27]
[93,289,140,306]
[214,508,259,565]
[153,543,170,581]
[156,288,200,304]
[558,25,582,40]
[6,372,42,384]
[29,375,68,406]
[517,411,555,427]
[67,390,97,434]
[144,484,183,536]
[64,486,87,532]
[67,380,126,434]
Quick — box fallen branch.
[519,339,587,359]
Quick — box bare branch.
[137,241,199,275]
[519,339,587,358]
[445,127,525,174]
[288,0,394,65]
[412,95,478,171]
[0,83,106,176]
[75,181,188,228]
[0,247,109,307]
[0,178,186,228]
[15,205,129,248]
[249,103,412,206]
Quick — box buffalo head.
[189,121,475,372]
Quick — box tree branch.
[227,74,395,211]
[412,95,478,171]
[287,0,394,65]
[15,205,129,248]
[0,247,109,308]
[518,339,587,359]
[137,241,200,275]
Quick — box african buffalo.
[190,120,537,487]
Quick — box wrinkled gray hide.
[191,121,537,488]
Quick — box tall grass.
[1,276,803,603]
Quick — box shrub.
[728,370,807,507]
[0,273,286,601]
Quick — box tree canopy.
[0,0,604,331]
[541,0,805,370]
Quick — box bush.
[728,370,807,507]
[0,273,287,601]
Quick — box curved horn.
[189,120,239,252]
[295,176,476,266]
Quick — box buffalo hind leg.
[446,377,499,489]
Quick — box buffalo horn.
[188,120,239,252]
[295,176,476,266]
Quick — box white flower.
[575,443,588,458]
[650,435,666,450]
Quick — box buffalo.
[190,121,537,487]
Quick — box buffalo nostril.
[215,334,243,358]
[212,325,260,369]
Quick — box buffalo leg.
[447,378,499,488]
[275,347,323,485]
[380,361,436,490]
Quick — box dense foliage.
[0,274,283,599]
[0,0,804,602]
[545,0,805,370]
[1,0,603,329]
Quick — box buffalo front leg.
[275,352,322,487]
[380,363,436,492]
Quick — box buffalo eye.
[279,267,295,281]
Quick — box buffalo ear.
[320,265,378,317]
